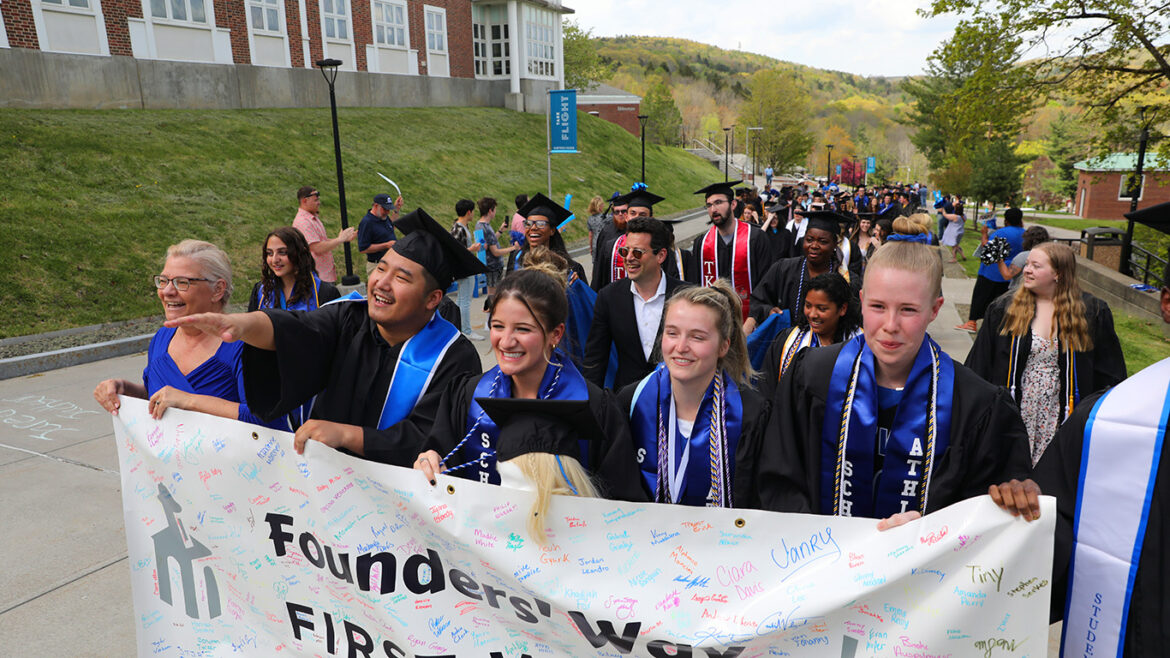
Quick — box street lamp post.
[746,126,762,186]
[825,144,834,185]
[1121,106,1154,277]
[315,58,359,286]
[638,114,649,185]
[723,127,731,183]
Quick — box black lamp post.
[316,58,359,286]
[723,127,731,183]
[825,144,834,185]
[1121,106,1154,276]
[637,114,649,185]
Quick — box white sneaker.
[466,331,486,341]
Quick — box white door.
[423,5,448,77]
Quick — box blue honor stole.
[458,351,590,484]
[375,311,462,430]
[629,365,743,507]
[1061,358,1170,657]
[820,335,954,517]
[258,273,324,311]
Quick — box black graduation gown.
[419,373,648,502]
[616,381,770,509]
[241,302,483,466]
[749,256,863,325]
[763,226,794,262]
[1032,388,1170,653]
[582,276,691,390]
[758,325,810,402]
[755,341,1032,516]
[506,246,588,284]
[965,292,1126,430]
[685,222,774,288]
[247,280,341,312]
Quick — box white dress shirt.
[630,273,667,361]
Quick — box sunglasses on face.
[617,246,654,259]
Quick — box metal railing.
[1054,234,1167,289]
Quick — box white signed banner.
[114,398,1055,657]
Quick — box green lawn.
[0,107,720,337]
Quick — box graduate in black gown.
[758,272,862,401]
[506,193,588,283]
[762,200,794,261]
[589,195,629,291]
[1031,268,1170,655]
[592,187,665,291]
[687,182,774,321]
[755,241,1040,525]
[746,210,861,335]
[412,266,646,502]
[618,280,770,509]
[166,208,486,466]
[965,242,1126,465]
[660,215,694,282]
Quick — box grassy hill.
[0,107,719,338]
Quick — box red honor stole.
[610,234,628,283]
[701,221,752,319]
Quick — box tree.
[968,137,1028,205]
[562,20,610,91]
[1041,111,1090,202]
[739,69,815,174]
[641,77,683,146]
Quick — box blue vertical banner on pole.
[866,156,876,174]
[549,90,579,154]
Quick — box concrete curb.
[0,333,153,380]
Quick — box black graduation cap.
[766,200,792,214]
[616,189,666,210]
[517,193,573,225]
[392,208,487,290]
[797,210,857,236]
[475,397,602,462]
[694,182,738,199]
[1125,201,1170,235]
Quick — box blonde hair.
[587,195,606,216]
[908,212,933,234]
[892,215,929,236]
[661,279,755,387]
[866,241,943,299]
[521,245,569,289]
[504,453,599,545]
[165,239,233,307]
[999,242,1092,351]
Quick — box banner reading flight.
[549,89,578,154]
[114,399,1055,657]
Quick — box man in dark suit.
[584,218,689,389]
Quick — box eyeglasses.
[153,275,211,291]
[704,199,729,209]
[617,246,655,259]
[524,219,551,229]
[613,208,629,216]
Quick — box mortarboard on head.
[694,182,738,200]
[1124,201,1170,235]
[616,189,666,210]
[799,210,858,236]
[517,193,573,225]
[392,208,487,290]
[766,200,792,215]
[475,397,602,462]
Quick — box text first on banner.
[113,398,1055,657]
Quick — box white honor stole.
[1062,358,1170,657]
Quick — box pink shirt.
[510,212,526,234]
[293,208,336,283]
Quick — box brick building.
[578,82,641,135]
[0,0,570,103]
[1074,153,1170,220]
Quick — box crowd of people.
[92,175,1168,654]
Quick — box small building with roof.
[1073,152,1170,220]
[577,81,640,135]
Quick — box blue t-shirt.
[357,211,397,263]
[978,225,1025,282]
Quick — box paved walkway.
[0,229,1055,655]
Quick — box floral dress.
[1019,335,1061,465]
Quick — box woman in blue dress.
[248,226,340,312]
[93,240,287,429]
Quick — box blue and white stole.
[447,350,590,484]
[258,273,323,311]
[1060,358,1170,658]
[629,364,743,507]
[375,311,462,429]
[820,334,954,517]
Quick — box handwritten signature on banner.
[112,399,1056,657]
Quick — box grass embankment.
[946,220,1167,375]
[0,107,719,338]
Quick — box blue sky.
[573,0,963,77]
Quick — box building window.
[524,5,555,78]
[1119,173,1145,201]
[249,0,280,32]
[42,0,92,9]
[322,0,348,40]
[373,0,406,47]
[150,0,207,23]
[425,7,446,53]
[472,4,510,77]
